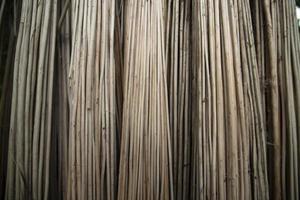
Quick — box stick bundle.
[0,0,299,199]
[118,1,173,199]
[252,0,300,199]
[190,0,268,199]
[2,0,57,199]
[66,0,121,199]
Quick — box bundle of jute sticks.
[0,0,299,199]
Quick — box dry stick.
[172,2,179,190]
[208,1,217,199]
[109,2,117,199]
[148,8,155,200]
[79,1,88,198]
[43,1,57,199]
[161,2,174,198]
[205,1,213,197]
[200,1,207,197]
[145,6,152,199]
[96,2,106,198]
[176,2,184,199]
[202,1,207,198]
[214,1,226,199]
[94,2,102,199]
[182,19,190,200]
[86,1,96,198]
[99,1,108,198]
